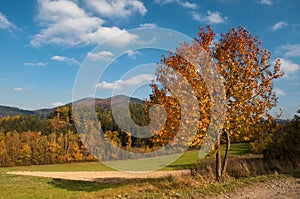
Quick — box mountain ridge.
[0,95,145,117]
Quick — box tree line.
[0,130,94,166]
[0,102,154,166]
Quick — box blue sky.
[0,0,299,119]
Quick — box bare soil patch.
[7,170,190,181]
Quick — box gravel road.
[211,177,300,199]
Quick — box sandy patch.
[7,170,190,181]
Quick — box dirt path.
[7,170,190,181]
[211,177,300,199]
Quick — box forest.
[0,101,299,169]
[0,101,156,166]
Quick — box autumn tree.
[17,144,32,166]
[5,131,20,166]
[31,132,48,165]
[147,83,187,149]
[149,26,283,181]
[0,132,9,166]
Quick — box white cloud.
[192,11,228,24]
[215,0,240,4]
[278,58,300,77]
[51,55,80,65]
[180,1,198,9]
[86,0,147,19]
[96,74,154,90]
[257,0,272,5]
[192,12,201,21]
[126,50,141,59]
[51,56,66,62]
[272,21,288,31]
[52,102,64,107]
[155,0,198,9]
[205,11,227,24]
[139,23,157,28]
[24,62,48,66]
[87,51,115,61]
[0,12,16,30]
[13,85,36,92]
[274,88,286,96]
[31,0,138,47]
[14,87,24,91]
[276,44,300,58]
[154,0,174,3]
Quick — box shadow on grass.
[48,176,172,192]
[287,169,300,179]
[165,163,198,170]
[293,170,300,178]
[48,178,120,192]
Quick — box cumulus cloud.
[192,11,228,24]
[278,58,300,77]
[192,12,201,21]
[86,0,147,19]
[51,55,80,65]
[52,102,64,107]
[96,74,154,90]
[274,88,286,96]
[87,51,115,61]
[155,0,198,9]
[179,1,198,9]
[205,11,227,24]
[0,12,16,30]
[272,21,288,31]
[276,44,300,58]
[31,0,138,47]
[23,62,48,66]
[126,50,141,59]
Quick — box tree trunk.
[215,137,222,182]
[221,130,230,178]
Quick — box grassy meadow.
[0,143,260,199]
[0,143,250,172]
[0,169,287,199]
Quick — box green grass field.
[0,143,252,198]
[221,142,251,156]
[0,143,250,172]
[0,171,286,199]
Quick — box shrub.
[250,122,276,154]
[263,120,300,170]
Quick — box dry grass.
[2,154,298,199]
[192,153,299,181]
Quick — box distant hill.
[0,106,35,117]
[73,95,145,109]
[274,118,291,124]
[0,95,145,117]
